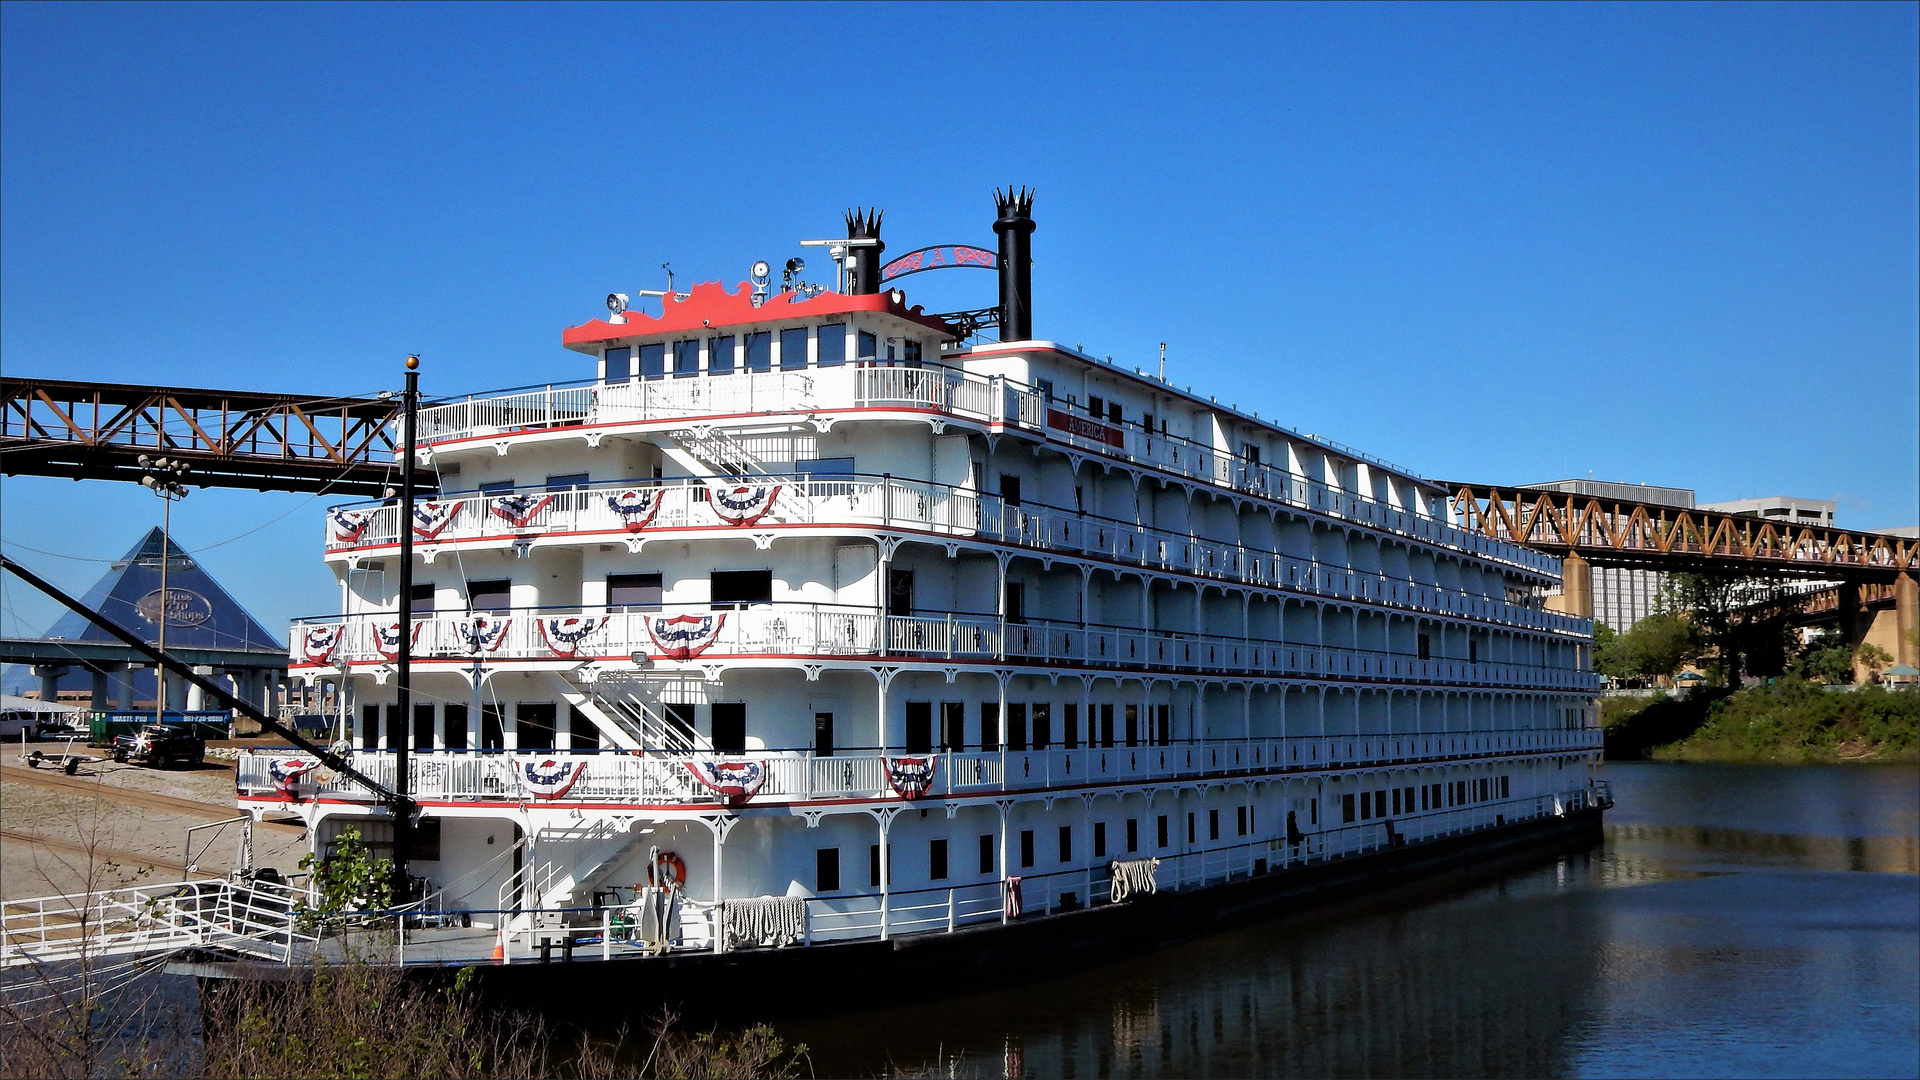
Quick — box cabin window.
[903,340,923,365]
[857,331,877,361]
[1031,703,1051,749]
[1469,639,1479,664]
[779,326,809,370]
[481,705,504,750]
[444,704,468,750]
[1087,395,1104,418]
[639,343,666,380]
[1094,822,1107,858]
[1107,401,1122,424]
[979,834,994,874]
[1063,703,1079,749]
[744,331,771,373]
[905,701,932,754]
[1392,788,1403,815]
[1007,704,1027,752]
[796,457,855,479]
[1099,704,1115,748]
[608,573,662,611]
[605,346,632,381]
[930,838,948,881]
[1208,808,1220,841]
[360,704,381,750]
[546,472,589,511]
[412,818,442,862]
[998,473,1021,506]
[665,704,696,746]
[468,579,511,613]
[887,568,914,616]
[673,339,700,378]
[1058,825,1072,863]
[1003,582,1025,623]
[813,712,833,757]
[1500,776,1510,798]
[569,706,598,750]
[710,569,772,609]
[413,704,434,750]
[1037,378,1054,400]
[941,702,965,751]
[980,702,1000,751]
[817,324,846,367]
[711,702,746,753]
[1155,704,1171,745]
[1237,806,1248,836]
[1157,815,1169,848]
[1124,704,1139,747]
[1343,793,1357,823]
[409,583,435,615]
[1418,633,1431,660]
[1126,818,1138,853]
[1019,830,1034,868]
[1374,790,1387,818]
[869,845,884,888]
[816,848,840,892]
[516,703,556,751]
[708,335,736,376]
[1187,812,1196,845]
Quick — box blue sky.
[2,1,1915,639]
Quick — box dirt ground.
[1,745,307,901]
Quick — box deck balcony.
[287,603,1600,691]
[323,474,1590,636]
[406,369,1553,577]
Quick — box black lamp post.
[138,455,190,725]
[393,355,420,889]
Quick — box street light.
[138,455,190,727]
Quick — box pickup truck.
[111,724,207,769]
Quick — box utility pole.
[393,355,420,889]
[139,456,190,724]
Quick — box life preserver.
[648,851,686,888]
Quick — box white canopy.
[0,694,88,716]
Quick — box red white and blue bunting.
[885,755,938,799]
[329,508,373,544]
[459,614,512,654]
[706,483,781,527]
[647,613,726,660]
[373,620,425,661]
[606,488,664,532]
[539,616,606,658]
[684,759,766,806]
[489,493,552,529]
[268,757,321,798]
[519,757,587,800]
[412,500,465,540]
[299,625,342,664]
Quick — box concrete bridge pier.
[31,664,68,705]
[1898,572,1918,672]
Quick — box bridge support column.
[31,664,68,706]
[1898,572,1919,672]
[1560,553,1593,620]
[89,665,112,710]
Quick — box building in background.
[1525,480,1696,632]
[1697,495,1836,527]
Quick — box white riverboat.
[239,192,1605,972]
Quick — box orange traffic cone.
[491,934,505,963]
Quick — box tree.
[1621,612,1701,680]
[1594,622,1631,680]
[1659,573,1805,686]
[296,826,393,933]
[1855,642,1894,684]
[1795,632,1856,684]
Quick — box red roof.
[562,281,959,350]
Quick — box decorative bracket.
[700,663,726,683]
[801,810,825,829]
[942,667,960,684]
[624,536,647,554]
[584,431,606,448]
[492,440,511,457]
[802,664,823,682]
[420,548,439,565]
[751,533,776,551]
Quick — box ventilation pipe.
[994,187,1035,341]
[845,208,884,295]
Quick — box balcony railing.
[288,604,1600,691]
[236,728,1604,809]
[324,474,1590,637]
[410,367,1551,576]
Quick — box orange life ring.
[647,851,686,888]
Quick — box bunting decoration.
[539,615,606,658]
[647,613,726,660]
[607,488,664,532]
[489,493,553,529]
[519,757,588,800]
[706,483,781,527]
[268,758,321,798]
[373,620,424,661]
[329,508,374,544]
[411,500,465,540]
[685,759,766,806]
[884,755,938,799]
[299,625,342,664]
[459,614,512,654]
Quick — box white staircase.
[668,427,766,476]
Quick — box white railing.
[236,729,1601,809]
[0,876,313,970]
[411,367,1550,577]
[325,474,1589,636]
[287,603,1600,691]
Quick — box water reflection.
[788,764,1919,1079]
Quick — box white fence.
[0,876,312,971]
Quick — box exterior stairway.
[666,426,766,476]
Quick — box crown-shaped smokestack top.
[845,207,885,294]
[993,187,1036,341]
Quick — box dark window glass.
[744,331,771,373]
[360,704,381,750]
[999,474,1021,506]
[1007,704,1027,752]
[929,838,948,881]
[711,702,746,753]
[569,706,599,750]
[814,712,834,757]
[1155,704,1171,745]
[980,703,1000,752]
[639,343,666,379]
[444,704,468,750]
[1209,808,1220,840]
[941,702,965,751]
[816,848,840,892]
[1469,639,1479,664]
[887,568,914,616]
[711,569,772,609]
[469,579,511,613]
[1019,829,1034,868]
[546,472,589,511]
[413,704,434,749]
[1058,825,1072,862]
[857,331,877,360]
[481,705,504,750]
[1237,805,1248,835]
[605,346,632,381]
[1125,704,1139,747]
[817,324,846,366]
[1031,703,1051,750]
[1107,401,1122,424]
[869,844,882,888]
[1157,815,1169,848]
[796,457,855,479]
[1093,821,1106,859]
[780,327,809,370]
[1063,703,1079,749]
[673,339,700,378]
[1344,793,1358,822]
[979,834,994,874]
[1004,582,1025,623]
[905,702,932,754]
[904,340,923,365]
[410,583,435,615]
[516,703,556,751]
[665,703,696,746]
[1126,818,1138,853]
[608,573,662,611]
[1186,812,1196,845]
[1087,395,1104,418]
[1100,704,1115,748]
[708,335,736,376]
[479,479,514,494]
[1418,633,1431,660]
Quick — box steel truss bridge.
[0,376,423,498]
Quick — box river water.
[786,764,1919,1078]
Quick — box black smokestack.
[845,208,884,295]
[994,188,1036,340]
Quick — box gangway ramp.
[0,876,313,974]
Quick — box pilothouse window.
[817,324,846,367]
[605,346,632,381]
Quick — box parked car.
[111,724,206,769]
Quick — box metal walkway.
[0,875,313,973]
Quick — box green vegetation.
[1595,614,1701,683]
[1603,679,1918,763]
[296,826,394,933]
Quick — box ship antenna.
[1159,342,1167,381]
